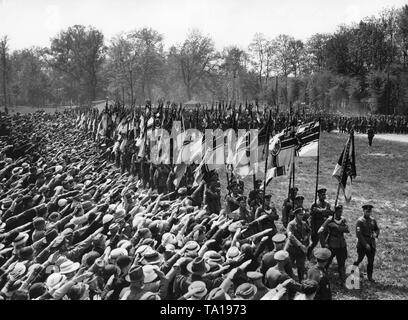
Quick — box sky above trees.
[1,0,407,51]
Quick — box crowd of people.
[0,102,385,300]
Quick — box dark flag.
[332,131,357,202]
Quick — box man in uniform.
[307,188,331,260]
[225,181,241,213]
[248,179,263,209]
[367,125,375,147]
[353,204,380,282]
[281,187,298,228]
[285,208,310,282]
[318,205,349,284]
[205,181,221,215]
[307,248,332,300]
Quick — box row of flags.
[76,105,356,203]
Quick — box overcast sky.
[0,0,406,51]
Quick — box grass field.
[219,132,408,299]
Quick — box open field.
[219,132,408,299]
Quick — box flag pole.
[262,110,272,209]
[314,119,321,204]
[291,116,296,205]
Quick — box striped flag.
[332,131,356,202]
[233,131,251,178]
[265,128,297,185]
[295,121,320,157]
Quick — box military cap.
[293,207,304,215]
[264,194,272,200]
[317,188,327,194]
[289,187,299,193]
[272,233,286,243]
[295,195,304,201]
[362,204,373,210]
[314,248,332,261]
[246,271,263,281]
[254,179,263,185]
[335,205,343,211]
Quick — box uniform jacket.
[356,216,380,249]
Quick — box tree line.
[1,5,408,115]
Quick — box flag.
[295,121,320,157]
[146,116,154,137]
[173,163,187,188]
[193,149,212,187]
[332,131,357,202]
[233,132,251,178]
[175,132,202,164]
[266,128,297,180]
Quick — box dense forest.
[1,5,408,115]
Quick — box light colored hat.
[203,250,225,264]
[12,167,23,175]
[117,240,132,250]
[132,216,145,229]
[13,233,29,247]
[161,232,176,246]
[55,165,63,173]
[9,262,27,281]
[22,162,30,169]
[142,265,159,284]
[59,260,80,274]
[46,273,67,290]
[228,221,243,233]
[102,214,114,225]
[58,199,68,207]
[274,250,289,261]
[187,281,207,299]
[226,246,241,261]
[135,244,151,255]
[184,241,200,256]
[110,248,128,260]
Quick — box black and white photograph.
[0,0,408,306]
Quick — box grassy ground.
[219,132,408,299]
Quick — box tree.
[10,48,51,106]
[0,36,9,113]
[221,46,247,101]
[169,30,218,100]
[127,28,165,102]
[248,33,269,98]
[273,34,295,105]
[45,25,106,104]
[104,33,138,105]
[288,39,305,77]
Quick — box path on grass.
[334,130,408,144]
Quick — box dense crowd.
[0,104,383,300]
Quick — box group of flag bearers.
[75,100,381,297]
